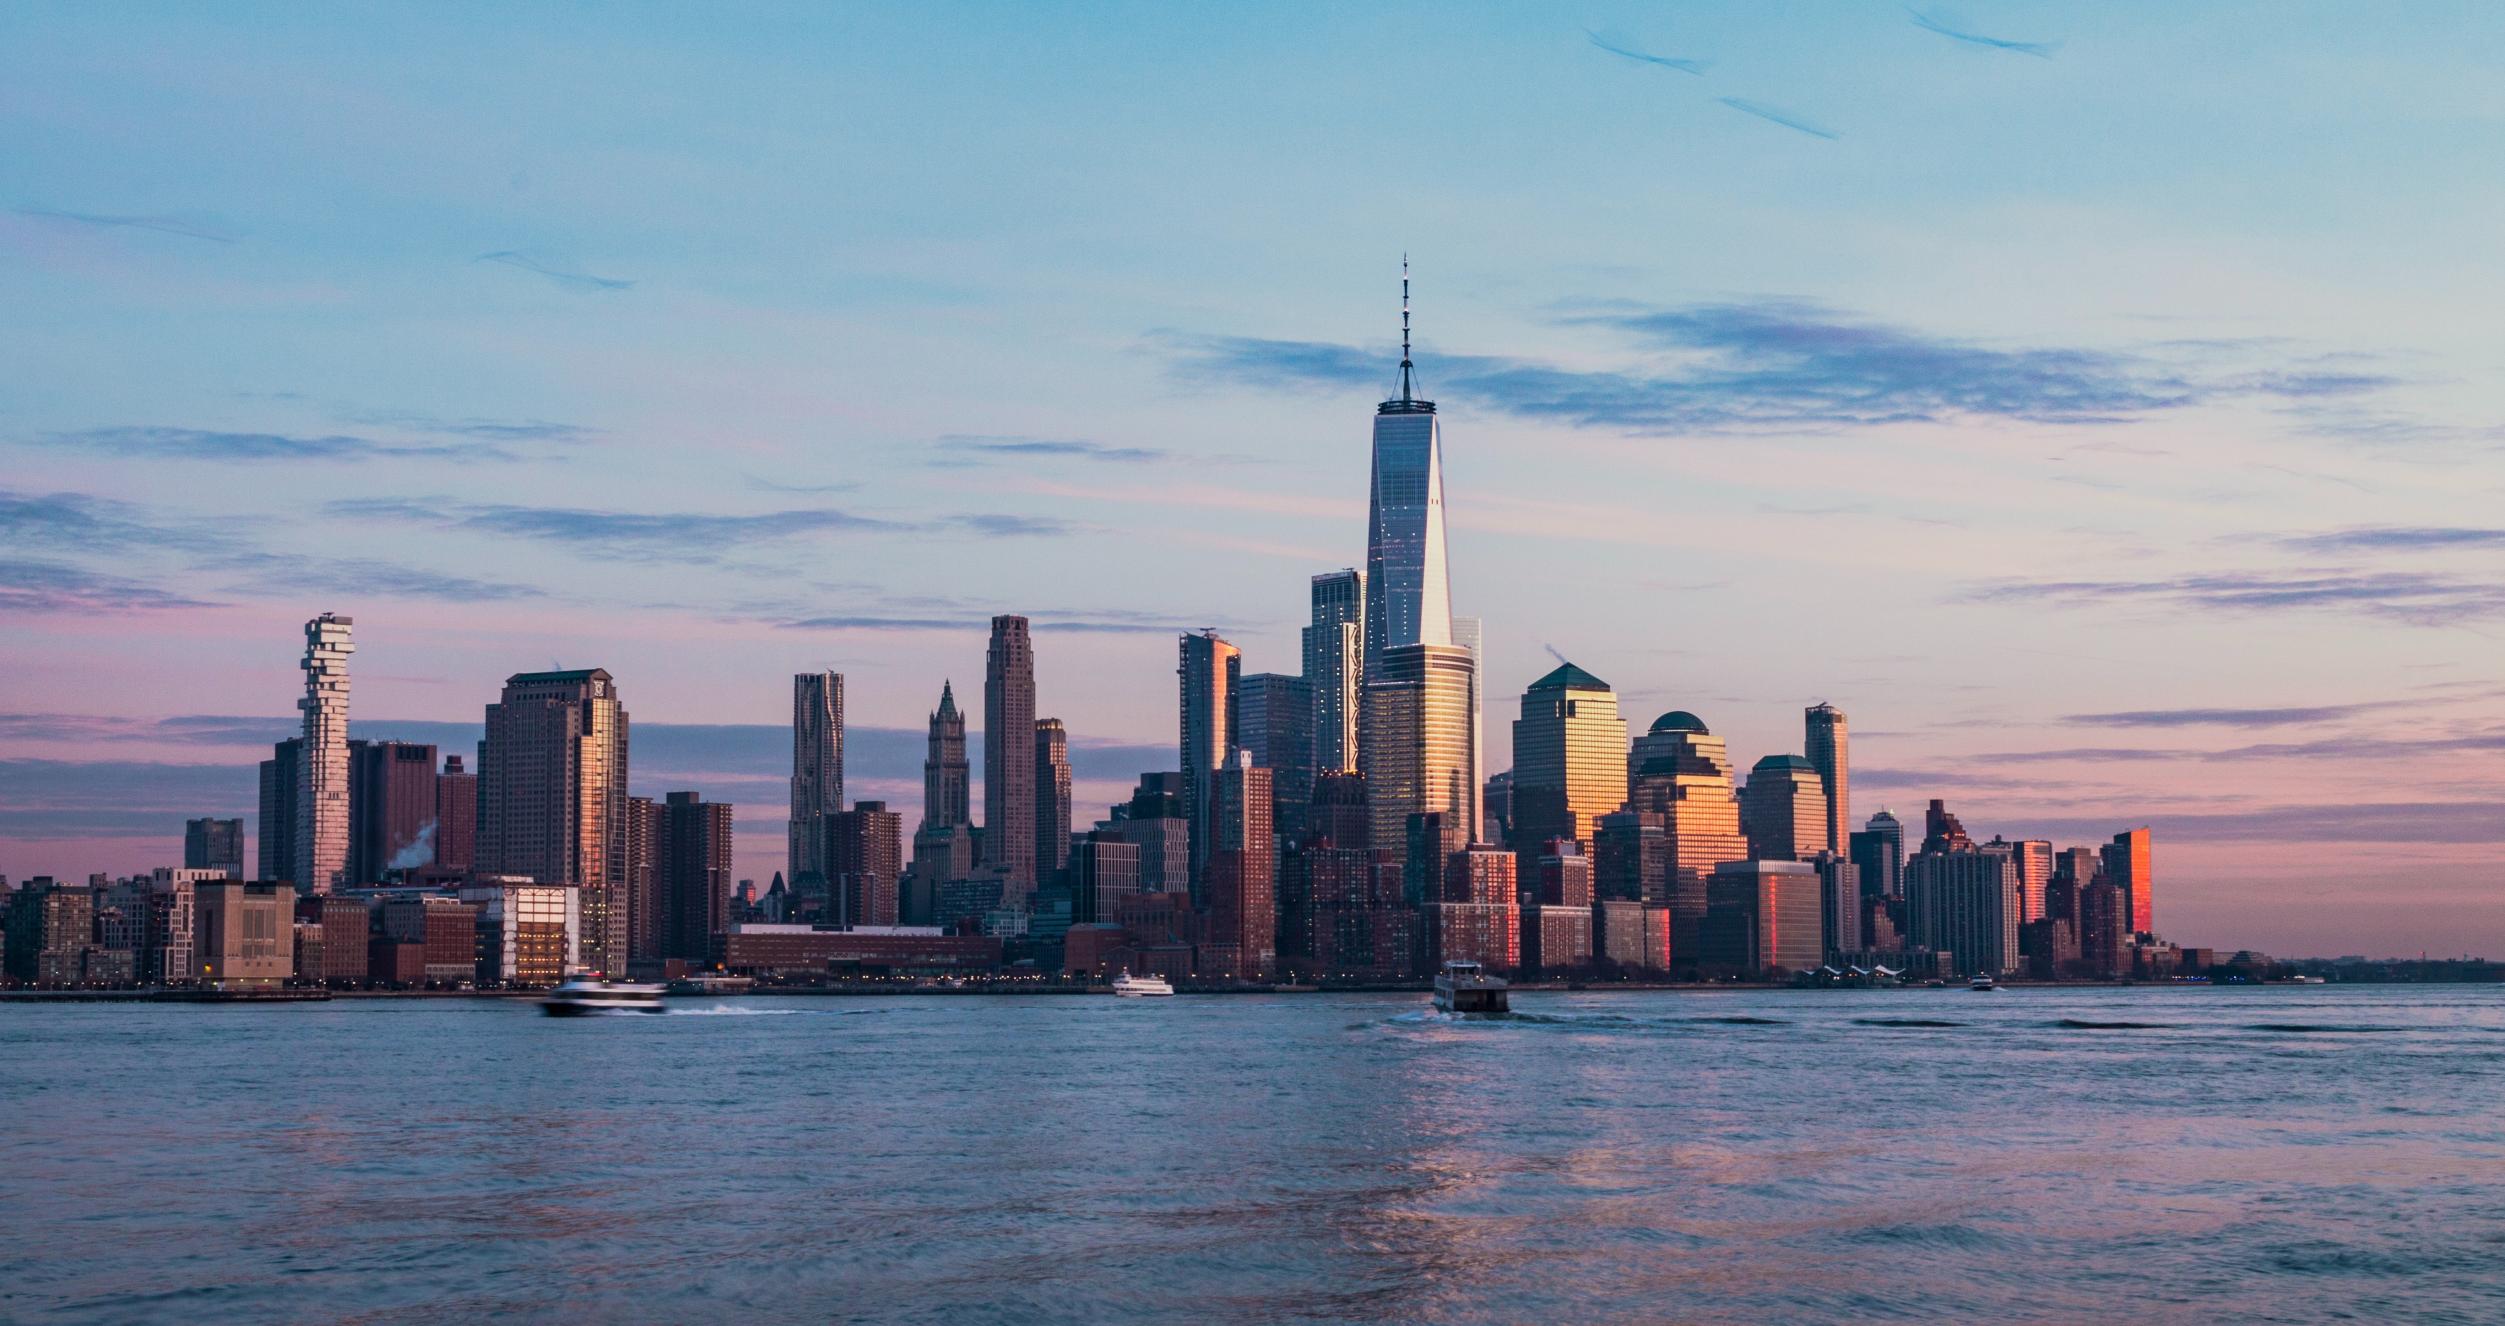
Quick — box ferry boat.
[1111,971,1175,998]
[1433,960,1509,1015]
[1969,974,1998,992]
[541,977,667,1016]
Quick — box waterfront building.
[477,668,630,977]
[983,616,1038,898]
[183,818,243,877]
[657,791,733,964]
[2080,875,2127,977]
[256,738,300,883]
[1705,860,1823,977]
[1593,809,1668,903]
[1804,703,1849,856]
[3,882,95,985]
[624,795,660,961]
[1852,810,1905,899]
[1985,837,2054,925]
[2048,846,2098,929]
[349,740,438,883]
[908,681,975,915]
[1624,712,1749,959]
[1741,755,1828,863]
[1904,848,2021,976]
[1071,831,1141,926]
[372,894,479,986]
[789,671,845,887]
[1178,630,1241,904]
[296,613,354,895]
[1202,752,1276,980]
[434,755,476,871]
[828,800,904,929]
[195,880,293,988]
[459,876,576,988]
[2104,828,2155,935]
[1364,643,1479,878]
[1594,898,1672,975]
[132,868,206,983]
[1302,569,1365,776]
[297,894,371,986]
[1452,616,1484,820]
[1034,718,1073,887]
[1812,851,1862,961]
[1235,674,1314,842]
[1508,662,1629,873]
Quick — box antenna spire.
[1398,254,1414,402]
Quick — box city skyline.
[7,6,2505,957]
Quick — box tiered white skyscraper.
[296,613,353,894]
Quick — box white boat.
[1969,974,1998,991]
[1111,971,1174,998]
[541,977,667,1016]
[1433,960,1509,1015]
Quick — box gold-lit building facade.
[1740,754,1828,863]
[1624,712,1748,951]
[1364,642,1479,878]
[1509,662,1628,869]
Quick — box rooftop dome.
[1648,710,1708,735]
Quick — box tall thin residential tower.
[296,613,353,894]
[1178,629,1240,904]
[984,616,1037,898]
[1805,703,1848,856]
[1302,569,1365,775]
[790,672,845,885]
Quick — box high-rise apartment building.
[1740,754,1828,863]
[1034,718,1072,888]
[828,800,903,928]
[624,794,660,961]
[435,755,476,872]
[184,818,243,877]
[1987,837,2054,925]
[1234,673,1313,841]
[1363,642,1479,878]
[1202,751,1275,979]
[657,791,732,964]
[1071,831,1142,926]
[349,740,438,883]
[296,613,354,894]
[1853,809,1905,899]
[1905,847,2020,976]
[983,616,1037,898]
[1177,629,1240,904]
[789,671,845,887]
[1804,703,1848,856]
[1813,851,1862,960]
[1302,569,1364,776]
[2103,828,2155,935]
[1509,663,1628,871]
[476,669,630,976]
[257,737,300,883]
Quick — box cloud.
[931,435,1173,466]
[38,426,526,463]
[941,513,1083,538]
[0,488,233,552]
[1908,8,2061,58]
[746,476,866,495]
[2006,802,2505,846]
[326,497,904,561]
[12,206,237,243]
[205,551,547,603]
[1717,98,1841,140]
[1585,30,1710,74]
[344,410,596,442]
[2062,704,2398,728]
[780,608,1226,635]
[1168,298,2363,435]
[474,250,635,291]
[2281,527,2505,553]
[0,560,217,613]
[1962,569,2505,626]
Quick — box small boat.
[1111,971,1174,998]
[1433,960,1509,1015]
[541,977,667,1016]
[1969,975,1998,991]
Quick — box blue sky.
[5,3,2504,954]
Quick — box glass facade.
[1363,643,1478,877]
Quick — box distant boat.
[1433,960,1509,1015]
[1111,971,1174,998]
[541,977,667,1016]
[1969,975,1998,992]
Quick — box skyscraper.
[1302,569,1364,776]
[789,671,844,886]
[1624,712,1748,960]
[2103,827,2155,935]
[1741,754,1828,863]
[1177,629,1240,904]
[1855,809,1905,899]
[1363,642,1478,878]
[435,755,477,872]
[257,738,301,882]
[349,740,438,883]
[1361,263,1453,773]
[923,681,970,831]
[184,818,243,877]
[1905,847,2020,977]
[1989,837,2054,925]
[1203,750,1275,979]
[296,613,353,894]
[828,800,904,928]
[1234,673,1313,841]
[1804,702,1848,856]
[1034,718,1071,887]
[1509,662,1628,871]
[983,616,1037,898]
[656,790,731,964]
[624,794,659,961]
[476,668,630,976]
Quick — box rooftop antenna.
[1544,643,1571,666]
[1397,253,1415,403]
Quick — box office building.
[983,616,1038,897]
[1235,673,1314,842]
[1302,569,1365,776]
[1922,799,1972,854]
[460,876,577,988]
[434,755,476,871]
[1812,851,1861,961]
[828,800,904,929]
[1741,755,1828,863]
[477,668,629,976]
[1705,860,1822,977]
[1364,642,1479,878]
[1509,662,1628,872]
[195,880,294,988]
[1624,712,1749,957]
[256,738,300,883]
[1202,751,1275,980]
[1177,629,1240,903]
[1034,718,1072,887]
[1804,702,1848,855]
[1071,831,1142,926]
[349,740,438,883]
[624,795,660,961]
[1852,809,1905,900]
[1986,837,2053,925]
[183,818,243,877]
[1361,263,1454,689]
[657,791,733,964]
[2104,828,2155,935]
[1481,771,1513,849]
[296,613,354,895]
[909,681,975,909]
[790,671,845,886]
[1905,848,2021,977]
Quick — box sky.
[4,2,2503,957]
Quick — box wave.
[663,1006,809,1017]
[2243,1023,2399,1034]
[1687,1015,1790,1026]
[2056,1019,2172,1030]
[1854,1018,1962,1028]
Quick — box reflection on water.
[5,986,2505,1323]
